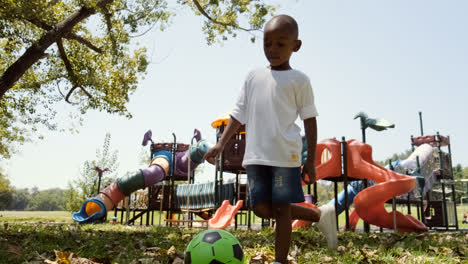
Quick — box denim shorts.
[246,165,305,207]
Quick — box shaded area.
[0,222,466,263]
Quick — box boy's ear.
[293,40,302,52]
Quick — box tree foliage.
[0,0,276,160]
[8,188,31,210]
[0,169,12,210]
[376,149,413,166]
[6,187,68,211]
[452,164,468,181]
[65,132,119,212]
[26,188,67,211]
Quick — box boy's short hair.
[266,14,299,39]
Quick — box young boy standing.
[204,14,337,263]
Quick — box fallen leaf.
[320,256,334,263]
[55,250,73,264]
[440,247,453,255]
[172,257,184,264]
[167,246,176,255]
[145,247,161,252]
[137,258,156,264]
[428,245,439,253]
[6,243,22,256]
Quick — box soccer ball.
[184,229,244,264]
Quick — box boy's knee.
[253,203,273,219]
[273,204,291,218]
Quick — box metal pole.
[436,132,449,230]
[341,137,350,230]
[361,128,370,233]
[447,136,459,230]
[419,111,424,136]
[334,181,339,231]
[389,159,397,232]
[93,166,109,195]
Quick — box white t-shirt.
[230,67,318,167]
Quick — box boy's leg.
[271,166,338,251]
[315,204,338,249]
[270,167,305,263]
[273,203,292,263]
[291,203,338,250]
[246,165,274,218]
[291,204,321,222]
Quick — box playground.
[69,112,466,233]
[2,112,467,263]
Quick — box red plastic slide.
[296,138,427,232]
[208,200,244,229]
[346,139,428,232]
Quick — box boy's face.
[263,22,301,71]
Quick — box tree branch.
[64,33,102,53]
[192,0,254,32]
[57,38,93,104]
[102,7,117,50]
[56,38,78,81]
[0,0,113,99]
[24,18,102,53]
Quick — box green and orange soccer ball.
[184,229,244,264]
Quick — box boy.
[204,15,337,263]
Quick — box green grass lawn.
[1,210,467,263]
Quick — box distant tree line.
[1,186,67,211]
[0,133,119,212]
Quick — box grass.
[1,210,467,263]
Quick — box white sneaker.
[316,204,338,250]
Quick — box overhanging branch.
[24,18,102,53]
[56,38,93,104]
[64,33,102,53]
[192,0,254,32]
[0,0,113,99]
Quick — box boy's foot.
[316,204,338,250]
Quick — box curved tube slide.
[346,140,428,232]
[329,143,434,218]
[301,138,342,185]
[295,138,427,233]
[72,129,213,224]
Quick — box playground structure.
[72,112,459,233]
[72,128,228,224]
[293,137,428,233]
[407,133,459,230]
[72,114,250,228]
[312,112,460,231]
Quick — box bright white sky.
[3,0,468,190]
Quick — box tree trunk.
[0,0,112,99]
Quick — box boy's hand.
[301,158,316,185]
[203,143,224,164]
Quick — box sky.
[3,0,468,190]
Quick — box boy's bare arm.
[203,116,242,162]
[303,117,317,183]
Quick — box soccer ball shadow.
[184,229,244,264]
